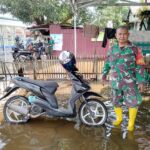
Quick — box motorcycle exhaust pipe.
[7,104,29,115]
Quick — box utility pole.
[70,0,77,57]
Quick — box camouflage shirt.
[102,42,146,89]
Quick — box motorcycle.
[0,51,108,126]
[0,72,107,126]
[12,46,33,62]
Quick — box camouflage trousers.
[111,80,142,108]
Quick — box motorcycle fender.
[83,91,103,99]
[0,85,19,100]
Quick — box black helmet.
[59,51,78,72]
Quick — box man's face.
[115,28,129,43]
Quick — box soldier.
[102,26,146,131]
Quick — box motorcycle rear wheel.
[79,99,108,126]
[3,96,30,124]
[18,55,28,62]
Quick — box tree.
[0,0,72,24]
[0,0,91,25]
[91,6,129,28]
[0,0,129,27]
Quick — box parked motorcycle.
[0,51,108,126]
[12,46,33,62]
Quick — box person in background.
[15,36,24,49]
[47,36,55,59]
[101,25,146,131]
[42,38,49,59]
[25,36,33,51]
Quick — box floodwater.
[0,101,149,150]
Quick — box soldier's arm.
[102,50,111,80]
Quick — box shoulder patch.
[131,46,145,65]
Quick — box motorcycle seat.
[19,51,32,54]
[15,77,59,93]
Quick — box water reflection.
[0,101,149,150]
[0,119,108,150]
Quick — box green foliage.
[0,0,129,27]
[91,6,129,28]
[0,0,73,24]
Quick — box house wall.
[0,15,27,51]
[0,25,26,50]
[49,24,108,58]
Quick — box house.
[28,24,108,58]
[124,5,150,56]
[127,6,150,30]
[0,13,27,50]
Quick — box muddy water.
[0,101,149,150]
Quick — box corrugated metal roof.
[0,18,26,27]
[0,13,27,27]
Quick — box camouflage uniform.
[102,42,146,108]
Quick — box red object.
[136,48,145,65]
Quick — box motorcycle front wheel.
[79,99,108,127]
[3,96,30,124]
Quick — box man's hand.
[101,75,109,85]
[138,84,145,92]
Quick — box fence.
[0,56,149,88]
[0,57,105,81]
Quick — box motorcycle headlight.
[9,83,15,87]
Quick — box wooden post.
[95,57,98,81]
[33,61,36,80]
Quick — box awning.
[70,0,150,10]
[27,24,49,35]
